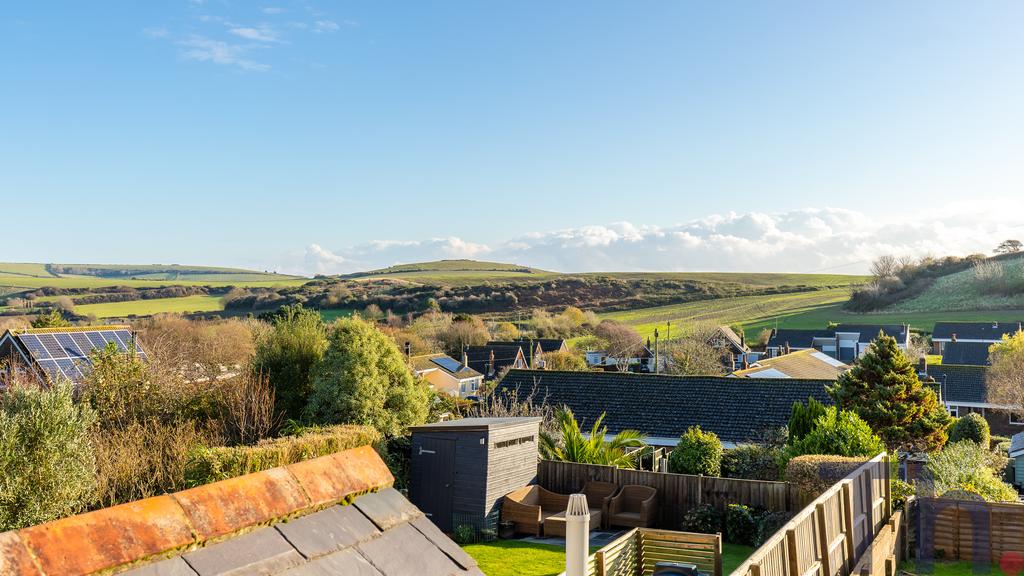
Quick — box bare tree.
[663,322,729,376]
[986,333,1024,418]
[870,255,899,279]
[216,372,280,445]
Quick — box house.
[730,348,848,379]
[940,341,992,366]
[709,326,758,370]
[931,321,1023,354]
[410,353,484,398]
[764,324,911,362]
[0,445,483,575]
[463,344,528,380]
[920,363,1024,437]
[486,338,568,368]
[584,345,656,373]
[0,325,146,386]
[496,369,832,447]
[1010,432,1024,487]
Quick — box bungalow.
[940,341,992,366]
[765,324,911,362]
[496,369,832,447]
[730,348,848,380]
[931,321,1023,354]
[920,362,1024,437]
[463,344,528,380]
[486,338,568,368]
[584,345,656,373]
[410,353,484,398]
[709,325,758,370]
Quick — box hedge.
[785,454,870,496]
[184,424,381,487]
[948,413,990,446]
[668,426,723,476]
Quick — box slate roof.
[0,446,482,576]
[732,349,848,379]
[940,342,992,366]
[834,324,910,343]
[410,353,482,379]
[922,364,990,404]
[713,326,749,354]
[495,369,832,444]
[765,329,835,349]
[464,344,525,376]
[932,321,1024,341]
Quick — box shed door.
[412,436,456,532]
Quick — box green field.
[887,258,1024,313]
[0,263,57,278]
[319,308,356,322]
[73,295,225,318]
[601,287,855,338]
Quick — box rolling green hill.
[886,255,1024,313]
[0,262,306,290]
[343,259,552,284]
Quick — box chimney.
[462,346,469,367]
[918,356,927,374]
[739,331,746,348]
[404,341,411,358]
[488,349,495,376]
[742,356,749,370]
[952,333,958,343]
[564,494,590,576]
[784,341,791,355]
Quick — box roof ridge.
[14,324,132,335]
[501,368,836,383]
[0,445,393,575]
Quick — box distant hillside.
[349,259,547,276]
[0,262,303,282]
[886,253,1024,313]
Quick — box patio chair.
[607,484,658,528]
[501,485,571,536]
[580,481,619,528]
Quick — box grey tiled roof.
[122,489,482,576]
[464,345,525,376]
[940,342,992,366]
[933,321,1023,341]
[495,369,832,444]
[765,329,835,348]
[923,364,990,404]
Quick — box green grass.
[318,308,356,322]
[900,559,1015,576]
[461,539,753,576]
[0,263,56,278]
[73,295,225,318]
[0,277,308,291]
[461,540,578,576]
[743,304,1024,337]
[888,258,1024,313]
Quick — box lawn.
[900,559,1018,576]
[319,308,356,322]
[461,539,754,576]
[73,295,225,318]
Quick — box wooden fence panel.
[539,460,617,494]
[917,498,1024,563]
[638,529,721,576]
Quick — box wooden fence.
[916,497,1024,563]
[730,453,893,576]
[538,461,808,530]
[565,528,722,576]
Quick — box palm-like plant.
[540,408,647,469]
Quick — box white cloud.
[313,20,340,33]
[177,35,270,71]
[261,7,286,15]
[228,25,279,43]
[286,200,1024,276]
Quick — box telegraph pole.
[654,328,660,374]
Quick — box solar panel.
[16,328,147,384]
[431,356,465,373]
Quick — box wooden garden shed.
[409,417,541,533]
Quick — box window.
[947,405,959,417]
[1010,413,1024,426]
[494,435,535,449]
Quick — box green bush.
[948,413,990,446]
[785,455,871,496]
[0,381,97,530]
[991,435,1010,451]
[680,503,723,534]
[920,441,1017,502]
[785,407,885,461]
[184,424,380,487]
[891,479,915,511]
[725,504,758,546]
[754,511,793,547]
[722,444,783,481]
[668,426,723,476]
[788,397,828,444]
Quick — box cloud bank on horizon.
[293,203,1024,277]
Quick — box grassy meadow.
[73,295,225,318]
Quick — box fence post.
[883,454,892,520]
[715,532,723,576]
[816,503,832,576]
[786,528,800,576]
[842,481,856,572]
[595,550,606,576]
[697,475,703,506]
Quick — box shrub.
[754,512,793,547]
[788,397,828,444]
[184,424,380,487]
[92,419,214,509]
[0,381,97,530]
[785,408,885,461]
[680,503,723,535]
[668,426,723,476]
[785,455,870,497]
[453,524,477,545]
[722,444,783,481]
[725,504,758,546]
[948,413,990,446]
[891,479,915,511]
[920,441,1017,502]
[252,304,328,421]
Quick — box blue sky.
[2,2,1023,275]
